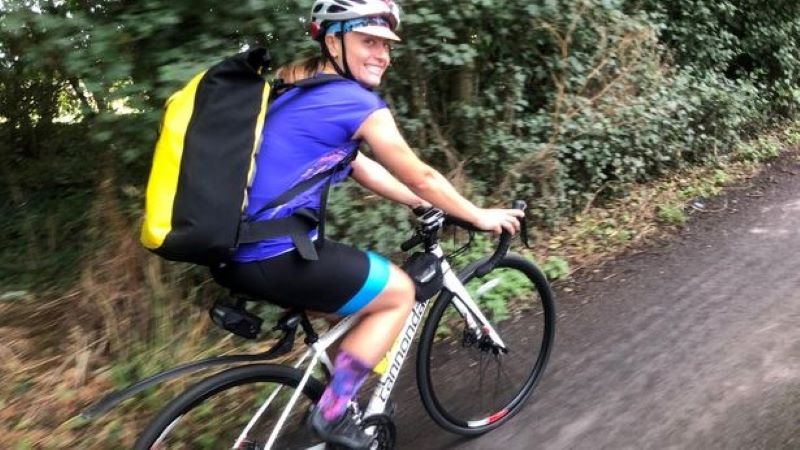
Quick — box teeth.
[366,65,384,76]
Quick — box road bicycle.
[83,200,556,449]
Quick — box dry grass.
[0,173,237,448]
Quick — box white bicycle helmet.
[310,0,401,40]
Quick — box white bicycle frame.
[243,243,508,449]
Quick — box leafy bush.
[2,0,798,285]
[632,0,800,115]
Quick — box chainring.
[361,414,396,450]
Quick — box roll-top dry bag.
[141,48,272,265]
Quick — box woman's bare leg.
[338,264,415,365]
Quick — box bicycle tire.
[416,253,556,436]
[134,364,325,450]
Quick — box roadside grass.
[0,176,277,447]
[0,121,797,448]
[0,255,278,448]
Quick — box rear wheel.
[416,253,556,435]
[134,364,325,450]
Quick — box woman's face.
[328,32,392,88]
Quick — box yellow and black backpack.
[141,48,346,266]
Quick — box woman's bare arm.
[354,109,523,234]
[350,152,429,209]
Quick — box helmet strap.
[340,33,355,80]
[320,24,354,81]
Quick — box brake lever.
[512,200,532,249]
[520,217,532,249]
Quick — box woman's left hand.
[471,208,524,235]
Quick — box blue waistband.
[336,251,391,315]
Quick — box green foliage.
[0,123,97,292]
[632,0,800,115]
[713,169,730,186]
[784,125,800,146]
[0,0,313,165]
[735,136,782,163]
[541,256,571,281]
[656,202,688,226]
[1,0,799,289]
[381,0,779,224]
[325,181,416,258]
[679,170,727,199]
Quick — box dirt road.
[397,151,800,449]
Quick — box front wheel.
[416,253,556,436]
[134,364,325,450]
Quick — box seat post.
[299,312,319,345]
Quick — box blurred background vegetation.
[1,0,799,446]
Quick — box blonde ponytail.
[275,56,327,83]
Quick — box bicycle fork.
[440,258,509,351]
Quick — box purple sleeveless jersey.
[233,77,387,263]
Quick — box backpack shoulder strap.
[251,148,357,217]
[270,74,348,98]
[293,74,348,88]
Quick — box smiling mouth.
[366,65,385,76]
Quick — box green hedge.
[1,0,798,259]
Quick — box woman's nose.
[374,46,390,61]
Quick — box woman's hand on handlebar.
[471,208,525,235]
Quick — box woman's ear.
[324,34,341,59]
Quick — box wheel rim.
[422,261,554,430]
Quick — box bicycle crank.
[362,414,396,450]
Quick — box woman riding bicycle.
[212,0,523,448]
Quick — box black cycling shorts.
[211,240,392,314]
